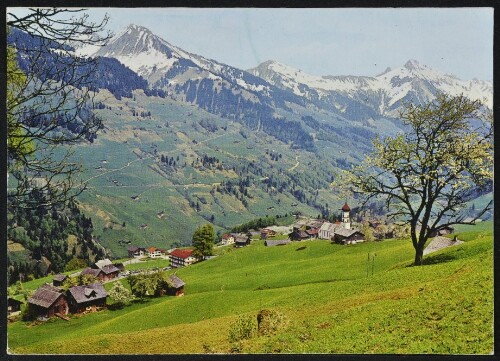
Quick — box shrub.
[228,315,256,343]
[257,309,289,336]
[21,303,37,322]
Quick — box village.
[7,202,463,323]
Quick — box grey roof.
[307,220,325,228]
[81,268,102,277]
[127,246,139,252]
[53,274,67,282]
[167,275,185,289]
[94,259,113,269]
[235,236,249,243]
[320,222,341,233]
[334,228,362,238]
[28,284,63,309]
[265,239,292,247]
[423,236,464,255]
[68,283,107,304]
[101,264,120,275]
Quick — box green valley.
[7,222,493,354]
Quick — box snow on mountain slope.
[375,59,493,109]
[87,24,491,121]
[249,59,492,115]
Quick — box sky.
[7,7,494,80]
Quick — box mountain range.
[8,24,493,259]
[79,24,492,121]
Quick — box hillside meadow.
[7,222,493,354]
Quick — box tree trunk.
[414,245,424,266]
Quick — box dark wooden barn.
[166,275,186,296]
[67,283,108,314]
[27,283,69,319]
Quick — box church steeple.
[341,202,351,229]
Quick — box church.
[318,202,365,244]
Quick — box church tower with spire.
[341,202,351,230]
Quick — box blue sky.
[8,7,493,80]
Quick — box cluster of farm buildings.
[9,258,186,321]
[222,203,365,247]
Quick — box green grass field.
[7,221,493,354]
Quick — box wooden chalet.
[146,246,162,258]
[67,283,108,314]
[333,228,365,245]
[92,258,113,269]
[234,235,250,247]
[81,264,119,282]
[289,228,310,241]
[169,249,197,268]
[127,246,146,258]
[52,274,68,287]
[27,283,69,319]
[100,264,120,280]
[260,228,277,239]
[221,233,235,246]
[305,228,319,239]
[165,275,186,296]
[8,297,23,315]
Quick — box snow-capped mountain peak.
[249,57,492,116]
[90,23,183,80]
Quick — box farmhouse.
[305,228,319,239]
[128,246,146,258]
[260,228,277,239]
[290,228,310,241]
[165,275,186,296]
[333,228,365,245]
[27,283,69,319]
[221,233,235,246]
[306,219,326,229]
[81,265,119,282]
[234,235,251,247]
[67,283,108,314]
[146,246,162,258]
[169,249,197,268]
[52,274,68,287]
[92,259,113,269]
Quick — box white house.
[169,249,197,268]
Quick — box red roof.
[169,249,194,259]
[146,247,157,252]
[341,202,351,212]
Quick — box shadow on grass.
[405,253,458,267]
[296,246,307,251]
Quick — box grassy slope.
[8,222,493,354]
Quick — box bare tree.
[7,8,112,209]
[340,94,493,265]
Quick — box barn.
[165,275,186,296]
[27,283,69,319]
[67,283,108,314]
